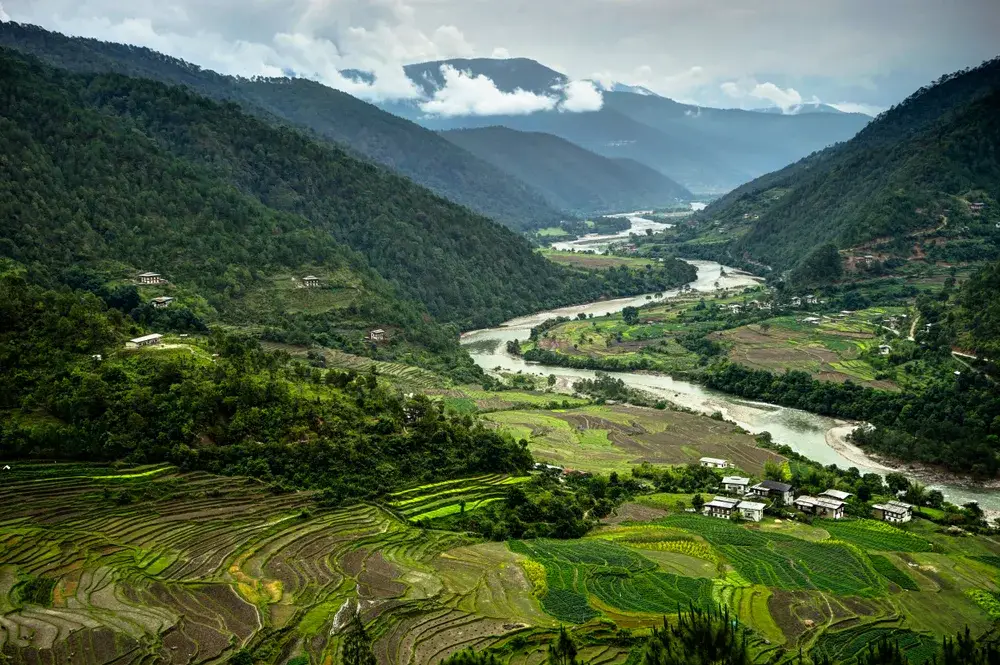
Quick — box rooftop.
[820,489,853,501]
[737,501,766,511]
[138,272,160,277]
[722,476,750,485]
[303,275,320,280]
[700,457,728,465]
[705,497,740,509]
[130,333,163,343]
[754,480,792,492]
[873,503,910,514]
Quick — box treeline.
[704,362,1000,476]
[0,275,532,503]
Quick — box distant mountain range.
[751,102,852,115]
[441,127,692,214]
[700,56,1000,271]
[384,58,871,192]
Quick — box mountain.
[0,45,700,365]
[390,58,870,192]
[405,57,567,96]
[0,22,565,231]
[699,57,1000,271]
[751,102,850,115]
[440,126,692,214]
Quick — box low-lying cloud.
[419,65,558,116]
[418,66,603,117]
[721,77,804,111]
[557,79,603,112]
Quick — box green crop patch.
[820,519,932,552]
[870,554,920,590]
[509,538,713,622]
[812,625,939,665]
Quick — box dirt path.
[908,314,919,341]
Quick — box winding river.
[463,214,1000,512]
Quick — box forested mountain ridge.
[441,126,692,215]
[0,21,566,230]
[0,49,696,353]
[699,56,1000,272]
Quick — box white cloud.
[721,77,803,111]
[491,46,511,59]
[828,101,885,116]
[0,3,10,22]
[419,64,557,116]
[558,79,603,112]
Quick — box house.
[969,202,985,212]
[127,333,163,348]
[873,500,913,523]
[137,272,164,285]
[794,496,846,519]
[737,500,766,522]
[699,457,730,469]
[368,329,386,342]
[533,463,564,473]
[722,476,751,495]
[151,296,174,309]
[879,344,892,356]
[790,297,802,307]
[749,480,794,505]
[703,497,740,519]
[804,295,819,305]
[819,489,853,502]
[302,275,321,288]
[802,317,822,325]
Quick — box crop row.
[820,520,932,553]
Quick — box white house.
[703,497,740,519]
[737,500,766,522]
[722,476,751,495]
[127,333,163,348]
[699,457,730,469]
[819,489,853,502]
[878,344,892,356]
[368,329,386,342]
[794,496,846,519]
[151,296,174,309]
[873,501,913,523]
[137,272,164,285]
[302,275,321,288]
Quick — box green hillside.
[700,57,1000,271]
[0,48,695,344]
[441,126,692,215]
[0,22,566,230]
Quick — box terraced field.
[0,465,558,665]
[3,465,999,665]
[387,475,532,523]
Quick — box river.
[463,216,1000,512]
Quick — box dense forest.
[0,48,697,358]
[441,126,691,214]
[0,22,567,230]
[0,272,532,502]
[699,56,1000,271]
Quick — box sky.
[3,0,999,116]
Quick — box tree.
[621,306,640,325]
[548,627,580,665]
[342,612,377,665]
[547,374,557,387]
[885,472,910,496]
[691,494,705,511]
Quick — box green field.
[2,464,997,665]
[483,404,785,475]
[541,250,659,271]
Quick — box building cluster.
[698,458,916,524]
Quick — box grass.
[869,554,919,591]
[542,250,658,271]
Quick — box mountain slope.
[440,126,692,214]
[0,22,565,230]
[0,48,700,346]
[700,57,1000,270]
[390,58,869,192]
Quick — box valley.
[1,18,999,665]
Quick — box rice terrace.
[2,460,999,665]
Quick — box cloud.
[419,64,557,116]
[491,46,511,59]
[1,0,472,102]
[0,3,9,22]
[828,101,885,117]
[558,79,603,112]
[721,77,803,111]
